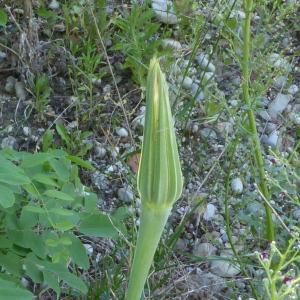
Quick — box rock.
[266,122,277,134]
[288,84,299,95]
[152,0,178,24]
[116,127,128,137]
[268,53,291,72]
[1,136,17,150]
[94,143,107,158]
[187,271,226,297]
[211,250,240,277]
[49,0,60,10]
[258,110,271,121]
[229,99,239,107]
[175,238,187,251]
[262,131,279,148]
[268,93,292,118]
[117,187,134,203]
[178,76,193,89]
[83,244,93,256]
[231,178,243,194]
[290,113,300,125]
[23,126,31,137]
[15,81,27,100]
[195,53,216,73]
[200,128,217,139]
[203,203,217,221]
[216,122,233,135]
[191,83,205,102]
[292,209,300,220]
[193,242,217,257]
[0,51,7,62]
[273,75,287,89]
[162,38,182,50]
[4,76,16,94]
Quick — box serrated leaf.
[23,205,45,214]
[44,190,74,202]
[66,234,89,270]
[0,184,15,208]
[53,220,75,231]
[49,208,74,216]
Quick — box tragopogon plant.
[125,58,183,300]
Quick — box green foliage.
[0,149,124,298]
[0,9,8,27]
[257,239,300,300]
[113,5,162,86]
[32,75,52,120]
[42,124,93,157]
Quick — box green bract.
[126,57,183,300]
[137,58,183,208]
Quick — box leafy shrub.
[0,149,125,298]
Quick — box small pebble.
[162,38,182,50]
[152,0,178,24]
[231,178,243,194]
[203,203,217,221]
[196,53,216,73]
[288,84,299,95]
[268,93,291,119]
[1,136,17,150]
[94,144,107,158]
[15,81,27,100]
[178,76,193,89]
[273,75,287,89]
[49,0,60,10]
[116,127,129,138]
[23,126,31,137]
[117,187,134,203]
[4,76,16,94]
[83,244,93,256]
[193,242,217,257]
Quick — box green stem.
[126,204,171,300]
[242,0,275,241]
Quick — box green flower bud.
[137,58,183,209]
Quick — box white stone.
[193,242,217,257]
[162,38,182,50]
[258,110,271,121]
[152,0,178,24]
[15,81,27,100]
[269,53,291,71]
[0,51,7,61]
[1,136,17,150]
[274,75,287,89]
[203,203,216,221]
[4,76,16,94]
[268,93,292,118]
[288,84,299,95]
[263,131,279,148]
[191,83,205,102]
[195,53,216,73]
[290,113,300,125]
[116,127,128,137]
[231,178,243,194]
[49,0,60,10]
[200,128,217,139]
[83,244,93,256]
[118,187,134,203]
[178,76,193,89]
[211,250,240,277]
[23,127,31,137]
[94,144,107,158]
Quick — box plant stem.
[125,204,171,300]
[242,0,275,241]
